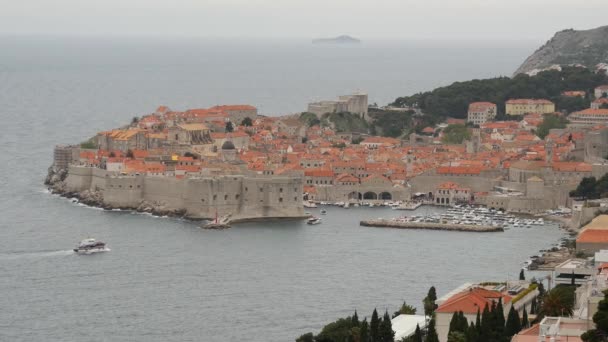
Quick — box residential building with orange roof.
[467,101,497,125]
[569,108,608,127]
[209,104,257,124]
[577,215,608,253]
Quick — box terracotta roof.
[436,287,512,314]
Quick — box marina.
[360,219,503,232]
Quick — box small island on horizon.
[312,35,361,45]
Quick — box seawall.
[360,219,504,232]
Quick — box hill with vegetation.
[515,25,608,75]
[391,67,608,120]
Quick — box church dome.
[221,140,236,150]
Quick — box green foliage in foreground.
[391,66,608,119]
[582,289,608,341]
[322,111,369,133]
[570,174,608,199]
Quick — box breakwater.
[360,219,504,232]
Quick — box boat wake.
[0,249,75,261]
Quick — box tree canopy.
[391,67,608,119]
[441,124,471,144]
[536,114,569,139]
[570,174,608,200]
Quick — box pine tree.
[519,269,525,280]
[425,318,440,342]
[475,308,482,335]
[352,310,359,326]
[378,310,394,342]
[530,297,537,315]
[412,324,423,342]
[360,319,369,342]
[370,308,380,342]
[521,306,529,329]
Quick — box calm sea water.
[0,36,561,342]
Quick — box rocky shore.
[45,167,191,219]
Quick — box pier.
[360,219,504,232]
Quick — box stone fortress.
[50,145,306,222]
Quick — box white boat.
[73,238,109,254]
[344,203,350,209]
[303,201,317,208]
[307,217,322,225]
[320,209,327,215]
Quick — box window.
[279,198,283,202]
[279,188,283,193]
[201,199,205,202]
[260,188,263,192]
[245,187,248,191]
[236,194,240,200]
[294,197,298,201]
[213,194,217,200]
[224,195,228,200]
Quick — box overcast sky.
[1,0,606,41]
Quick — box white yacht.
[73,238,109,254]
[307,217,322,225]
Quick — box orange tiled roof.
[436,287,512,314]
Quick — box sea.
[0,36,564,342]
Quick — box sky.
[0,0,606,41]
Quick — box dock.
[360,219,504,232]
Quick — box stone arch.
[363,192,378,200]
[348,191,362,200]
[379,192,392,200]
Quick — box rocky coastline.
[45,166,191,219]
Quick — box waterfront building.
[433,181,471,206]
[505,99,555,116]
[466,102,496,125]
[435,283,538,342]
[576,215,608,253]
[511,317,587,342]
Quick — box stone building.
[96,129,147,152]
[210,105,257,124]
[505,99,555,116]
[168,123,213,146]
[466,102,496,125]
[307,92,368,120]
[434,182,472,206]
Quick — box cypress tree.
[505,305,522,337]
[428,286,437,302]
[521,306,529,329]
[449,312,459,334]
[370,308,380,342]
[494,298,505,338]
[378,310,394,342]
[360,318,369,342]
[413,324,423,342]
[480,303,491,341]
[475,308,481,335]
[425,318,440,342]
[530,297,537,315]
[466,322,479,342]
[352,310,359,326]
[519,269,525,280]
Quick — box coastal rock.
[514,25,608,75]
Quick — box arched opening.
[363,192,378,200]
[379,192,392,200]
[348,191,359,200]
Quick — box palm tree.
[540,286,575,317]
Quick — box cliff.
[514,25,608,75]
